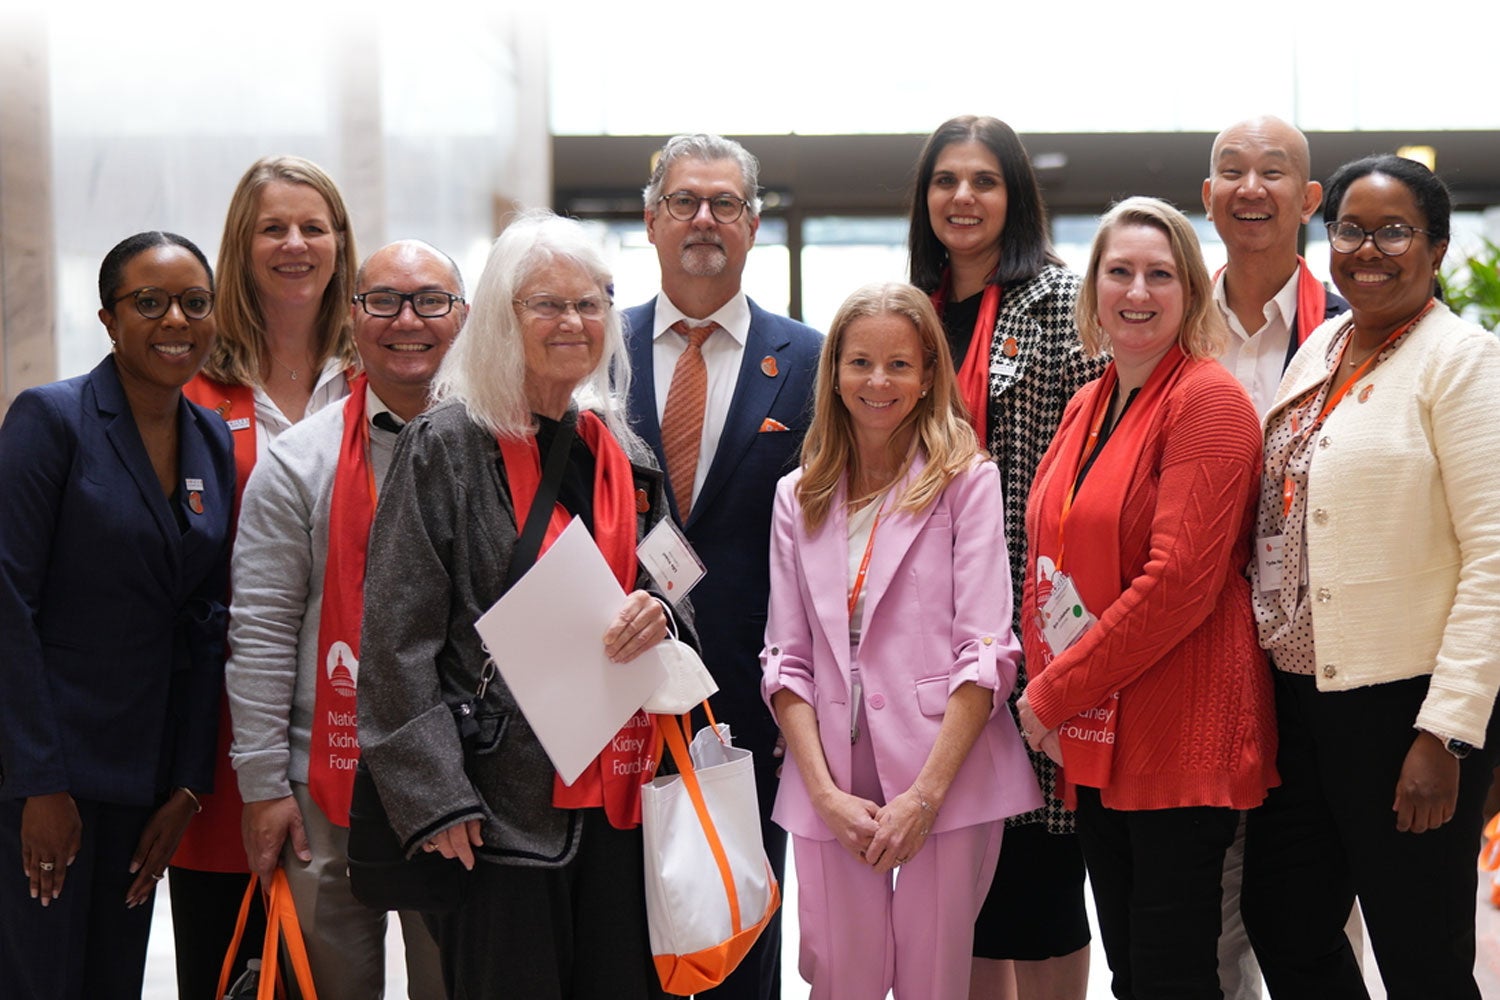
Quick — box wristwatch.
[1444,738,1475,760]
[1423,729,1474,760]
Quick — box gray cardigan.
[357,401,689,864]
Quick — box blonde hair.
[797,281,982,532]
[201,155,359,385]
[1076,196,1226,360]
[431,210,634,444]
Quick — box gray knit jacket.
[357,401,690,864]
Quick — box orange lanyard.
[1055,388,1115,572]
[1280,301,1433,518]
[848,508,884,619]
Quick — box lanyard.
[848,507,884,619]
[1055,386,1116,572]
[1280,301,1433,517]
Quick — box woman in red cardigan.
[1016,196,1277,999]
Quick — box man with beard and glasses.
[624,133,821,1000]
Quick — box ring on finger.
[38,861,56,872]
[150,872,163,882]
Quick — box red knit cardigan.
[1023,358,1278,811]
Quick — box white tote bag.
[642,716,780,996]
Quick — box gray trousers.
[283,782,445,1000]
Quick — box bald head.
[1210,116,1312,185]
[355,239,464,296]
[1203,115,1324,268]
[351,239,467,422]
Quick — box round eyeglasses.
[1325,222,1432,257]
[108,286,215,321]
[354,291,463,318]
[513,295,612,320]
[657,191,751,224]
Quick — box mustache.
[683,235,725,250]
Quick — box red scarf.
[1023,347,1190,792]
[183,376,257,519]
[931,275,1002,442]
[496,412,655,830]
[308,375,376,826]
[1214,257,1328,348]
[1292,256,1328,346]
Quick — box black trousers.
[167,866,266,1000]
[0,798,156,1000]
[424,808,666,1000]
[1243,671,1500,1000]
[1074,786,1239,999]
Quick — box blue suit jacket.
[0,356,235,806]
[623,297,821,762]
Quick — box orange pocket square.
[758,418,789,433]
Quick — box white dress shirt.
[252,358,350,449]
[651,290,752,507]
[1213,269,1301,418]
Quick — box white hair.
[430,210,635,444]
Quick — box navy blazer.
[623,297,822,761]
[0,356,234,806]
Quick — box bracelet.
[178,787,203,813]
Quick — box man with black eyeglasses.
[1202,116,1350,1000]
[624,134,822,1000]
[225,240,466,1000]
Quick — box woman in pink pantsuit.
[762,282,1043,1000]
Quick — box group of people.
[1,113,1496,1000]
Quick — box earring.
[920,389,928,397]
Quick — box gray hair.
[642,133,763,218]
[430,210,634,443]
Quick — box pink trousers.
[791,695,1003,999]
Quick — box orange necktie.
[660,320,717,518]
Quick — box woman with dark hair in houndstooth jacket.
[907,115,1105,1000]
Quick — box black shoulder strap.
[505,416,576,589]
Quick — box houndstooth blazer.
[982,264,1106,832]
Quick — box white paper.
[474,517,668,784]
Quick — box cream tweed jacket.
[1267,301,1500,746]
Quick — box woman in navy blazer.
[762,282,1041,999]
[0,232,235,998]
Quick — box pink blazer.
[761,455,1043,841]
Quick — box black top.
[941,292,985,372]
[533,413,596,534]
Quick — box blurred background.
[3,0,1498,402]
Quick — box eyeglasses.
[108,286,214,320]
[354,291,463,318]
[513,294,611,320]
[657,191,751,224]
[1325,222,1432,257]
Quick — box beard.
[680,240,728,277]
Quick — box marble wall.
[0,10,549,413]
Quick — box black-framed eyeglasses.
[657,191,751,224]
[108,286,214,320]
[354,291,463,318]
[513,294,612,320]
[1325,221,1432,257]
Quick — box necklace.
[266,349,304,382]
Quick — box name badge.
[227,417,252,432]
[184,477,205,492]
[1041,568,1096,655]
[990,359,1018,379]
[637,518,706,606]
[1256,535,1285,593]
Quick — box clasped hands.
[817,785,935,874]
